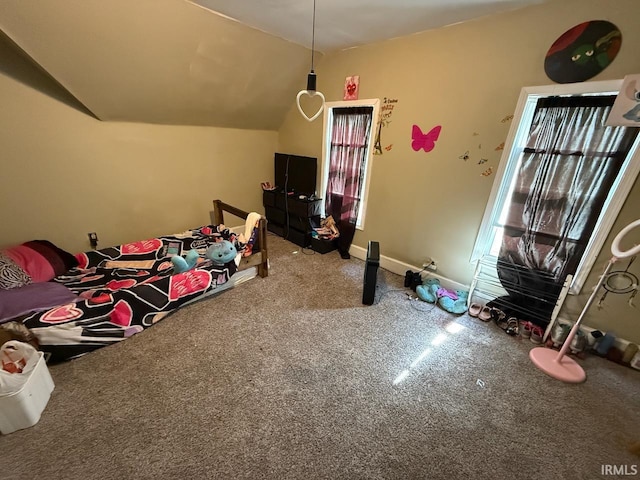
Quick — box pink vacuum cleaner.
[530,218,640,383]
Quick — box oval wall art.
[544,20,622,84]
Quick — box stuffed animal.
[416,278,440,303]
[437,289,469,315]
[171,249,200,273]
[205,240,237,265]
[171,240,237,273]
[415,277,469,314]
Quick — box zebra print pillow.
[0,253,32,290]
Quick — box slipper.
[468,303,482,317]
[477,306,492,322]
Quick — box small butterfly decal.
[495,142,505,151]
[481,167,493,176]
[385,144,393,151]
[501,114,514,123]
[459,150,470,161]
[411,125,441,153]
[478,158,488,165]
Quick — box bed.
[0,200,268,362]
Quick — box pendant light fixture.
[296,0,325,122]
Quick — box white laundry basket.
[0,352,55,434]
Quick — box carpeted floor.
[1,233,639,480]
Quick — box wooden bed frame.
[211,199,268,278]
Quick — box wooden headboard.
[211,200,268,278]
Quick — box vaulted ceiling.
[0,0,549,129]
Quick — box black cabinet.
[263,191,322,248]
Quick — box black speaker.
[363,241,380,305]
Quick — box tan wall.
[278,0,640,343]
[0,71,275,254]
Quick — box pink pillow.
[3,240,78,283]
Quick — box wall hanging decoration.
[373,97,398,155]
[461,113,513,176]
[344,76,360,101]
[606,74,640,126]
[411,125,441,153]
[544,20,622,84]
[296,0,325,122]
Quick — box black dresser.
[263,191,322,248]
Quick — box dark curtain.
[325,107,373,258]
[494,96,638,325]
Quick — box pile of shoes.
[468,302,547,342]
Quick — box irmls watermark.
[601,464,638,476]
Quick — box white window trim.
[320,98,380,230]
[471,79,640,294]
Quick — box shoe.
[530,325,544,344]
[550,321,571,348]
[478,306,492,322]
[468,303,482,317]
[519,321,532,339]
[490,308,507,327]
[570,328,587,354]
[504,317,519,336]
[404,270,413,288]
[404,270,422,291]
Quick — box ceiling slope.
[0,0,313,129]
[0,30,96,118]
[191,0,550,52]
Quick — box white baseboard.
[349,244,635,352]
[349,244,469,292]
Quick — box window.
[321,99,380,229]
[472,80,640,294]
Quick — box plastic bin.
[0,352,55,434]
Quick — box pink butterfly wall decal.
[411,125,441,153]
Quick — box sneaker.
[570,329,587,354]
[550,322,572,348]
[519,321,532,339]
[530,325,544,344]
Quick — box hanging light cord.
[311,0,316,71]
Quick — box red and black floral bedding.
[19,225,241,362]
